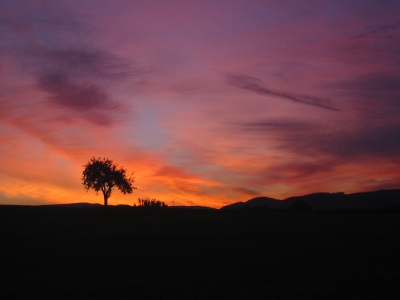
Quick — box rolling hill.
[220,189,400,211]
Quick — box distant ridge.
[221,196,281,210]
[37,203,216,210]
[220,189,400,211]
[40,202,103,207]
[170,205,216,210]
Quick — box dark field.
[1,206,400,299]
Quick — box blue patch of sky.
[118,106,168,151]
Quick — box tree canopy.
[82,157,136,206]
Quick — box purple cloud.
[235,119,400,160]
[37,73,111,110]
[1,11,143,126]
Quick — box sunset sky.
[1,0,399,208]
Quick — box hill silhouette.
[221,189,400,211]
[40,202,103,208]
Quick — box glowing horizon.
[1,1,399,209]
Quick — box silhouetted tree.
[138,198,168,208]
[82,157,136,206]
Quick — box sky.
[1,0,399,208]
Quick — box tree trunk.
[103,193,108,206]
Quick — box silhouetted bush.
[137,198,168,208]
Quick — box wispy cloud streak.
[227,74,340,111]
[352,20,400,39]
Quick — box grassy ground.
[1,206,400,299]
